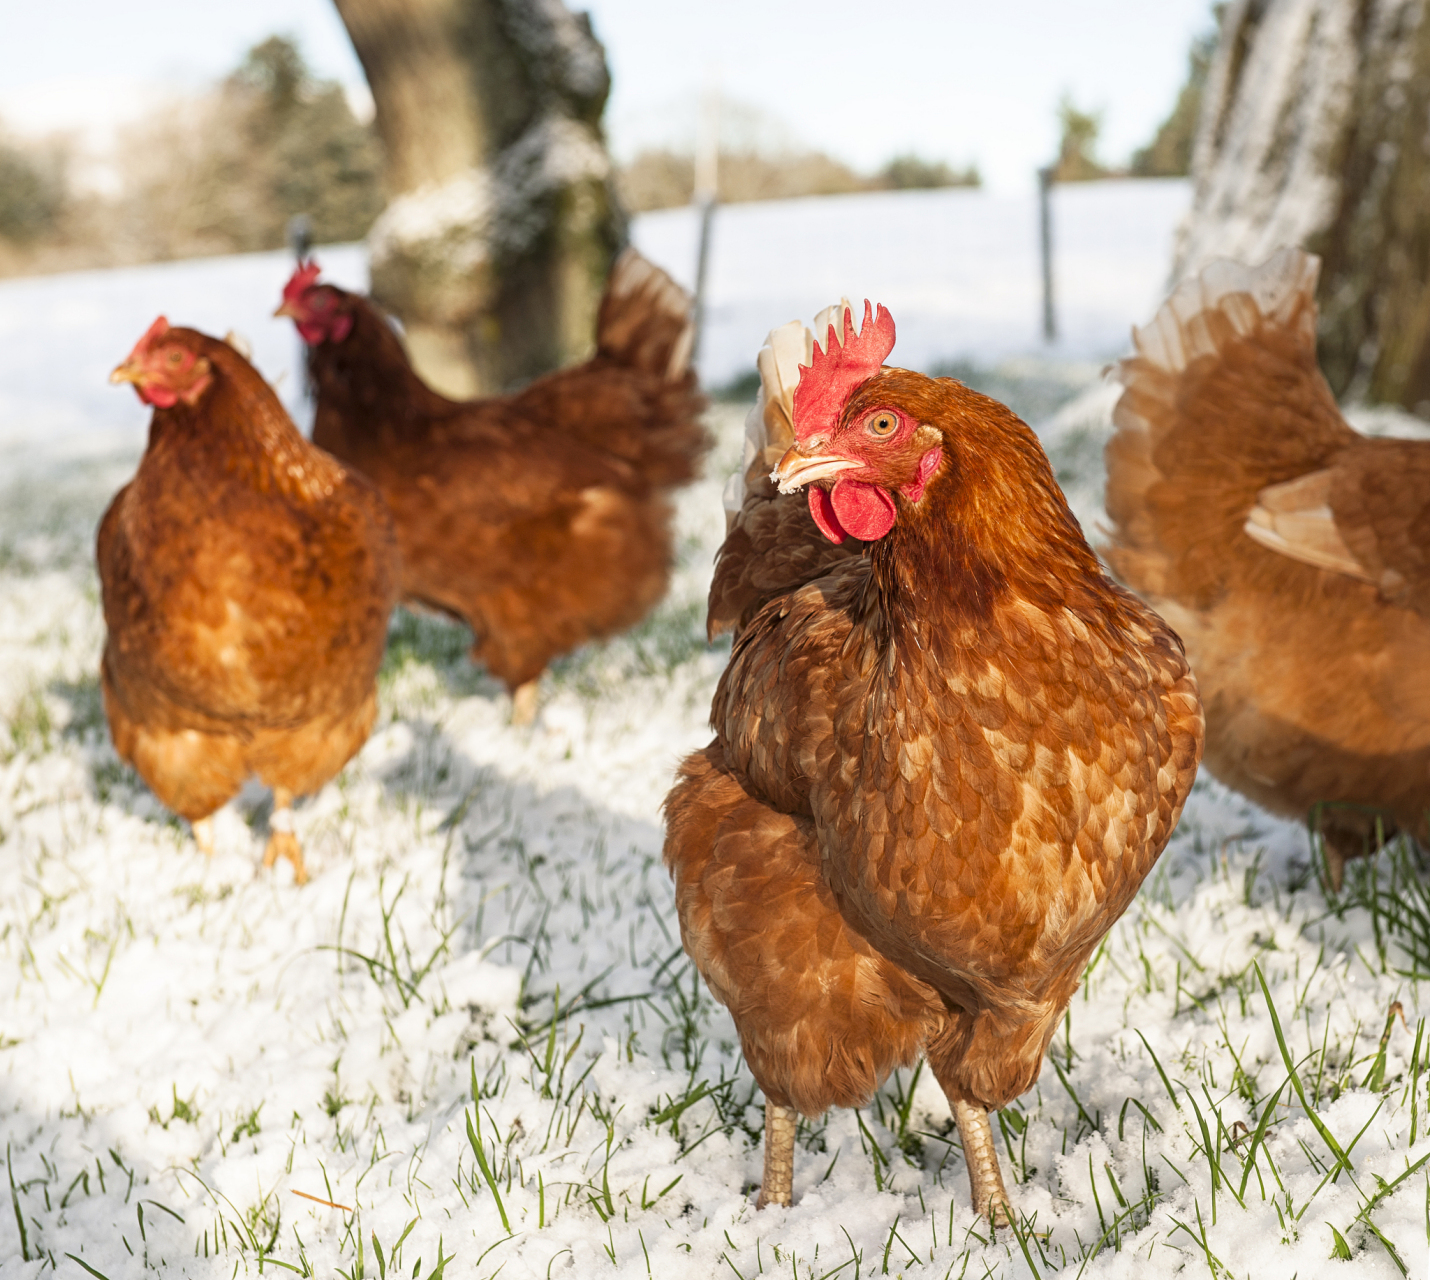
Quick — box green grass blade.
[466,1063,511,1233]
[1254,964,1356,1181]
[1134,1030,1182,1112]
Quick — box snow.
[0,245,367,453]
[2,184,1429,1277]
[634,178,1192,387]
[368,119,612,284]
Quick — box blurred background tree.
[1130,25,1215,177]
[1051,97,1114,182]
[333,0,627,398]
[0,135,67,246]
[239,36,383,246]
[617,146,978,214]
[876,154,981,192]
[0,35,381,275]
[116,35,381,261]
[1175,0,1430,413]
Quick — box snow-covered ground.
[2,186,1430,1278]
[0,178,1186,459]
[0,245,367,454]
[636,178,1193,388]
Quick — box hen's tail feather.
[1128,248,1319,375]
[513,248,709,489]
[597,249,696,382]
[720,318,813,527]
[709,302,861,639]
[721,300,854,527]
[1104,247,1355,608]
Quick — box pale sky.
[0,0,1215,194]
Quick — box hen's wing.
[1105,248,1359,607]
[707,310,862,640]
[1244,441,1430,610]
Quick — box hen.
[1104,248,1430,890]
[277,250,709,722]
[101,318,399,883]
[663,304,1203,1219]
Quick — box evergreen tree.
[1131,28,1216,178]
[1053,98,1110,183]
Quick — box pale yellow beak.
[273,301,299,320]
[109,361,143,387]
[772,445,860,494]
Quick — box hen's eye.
[867,411,898,438]
[313,294,331,310]
[166,350,183,366]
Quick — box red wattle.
[830,480,896,540]
[808,486,847,544]
[140,386,178,408]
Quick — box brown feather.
[306,251,710,691]
[666,360,1203,1153]
[1104,248,1430,860]
[97,329,398,824]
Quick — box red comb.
[792,300,896,441]
[282,260,322,306]
[128,315,170,360]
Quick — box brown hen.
[100,319,399,882]
[664,304,1204,1220]
[1105,248,1430,889]
[278,250,709,722]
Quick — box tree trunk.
[1175,0,1430,412]
[332,0,627,397]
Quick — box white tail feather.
[722,300,853,528]
[603,247,696,382]
[1126,247,1319,376]
[223,330,253,360]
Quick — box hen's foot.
[756,1101,797,1209]
[192,816,215,857]
[1317,807,1398,895]
[510,680,540,726]
[954,1098,1012,1226]
[263,790,308,884]
[263,831,308,885]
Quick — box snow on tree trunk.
[333,0,627,397]
[1176,0,1430,410]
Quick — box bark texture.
[333,0,627,397]
[1176,0,1430,410]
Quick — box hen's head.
[276,260,354,344]
[110,317,214,408]
[773,302,943,543]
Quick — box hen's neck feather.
[308,298,455,430]
[146,333,341,503]
[864,383,1115,640]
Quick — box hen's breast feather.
[719,586,1195,1005]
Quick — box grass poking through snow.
[2,393,1429,1277]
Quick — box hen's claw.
[263,831,308,884]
